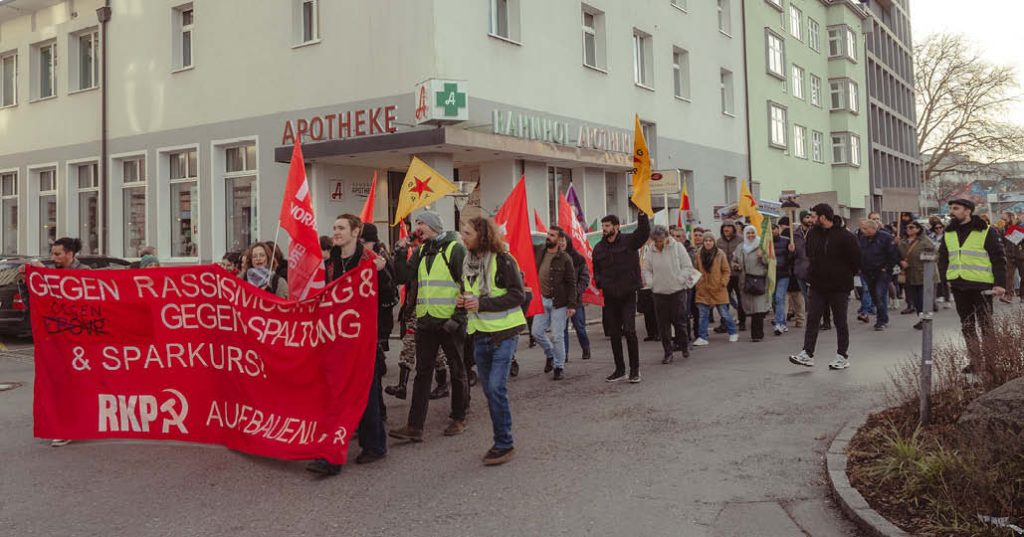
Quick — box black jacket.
[772,235,794,278]
[805,217,862,293]
[593,213,650,299]
[938,215,1006,291]
[325,241,397,343]
[858,230,900,273]
[566,246,590,303]
[533,244,578,309]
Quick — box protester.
[693,233,738,346]
[733,225,771,342]
[308,214,394,475]
[786,270,806,329]
[716,220,745,332]
[857,219,900,331]
[242,242,289,299]
[938,199,1007,373]
[788,204,861,370]
[642,225,694,363]
[1000,211,1024,304]
[390,210,470,442]
[771,222,795,335]
[560,233,592,361]
[219,251,242,276]
[458,216,527,466]
[792,210,830,329]
[592,210,650,383]
[139,254,160,268]
[898,220,936,329]
[531,226,578,380]
[265,241,288,281]
[360,223,398,350]
[927,217,952,308]
[897,212,914,240]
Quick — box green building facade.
[744,0,870,219]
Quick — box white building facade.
[0,0,748,262]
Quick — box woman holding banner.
[242,242,288,299]
[458,216,526,466]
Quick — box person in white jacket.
[642,225,699,364]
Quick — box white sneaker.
[788,350,814,367]
[728,334,739,343]
[692,338,709,347]
[828,355,850,370]
[782,325,789,333]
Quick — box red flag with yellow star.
[392,156,458,225]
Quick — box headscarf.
[741,225,759,254]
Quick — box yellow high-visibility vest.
[944,227,994,284]
[464,255,527,335]
[415,242,459,319]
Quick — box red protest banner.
[558,193,604,307]
[28,259,378,465]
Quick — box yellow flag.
[393,156,458,225]
[737,180,764,233]
[630,114,653,217]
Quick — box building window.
[810,74,822,107]
[791,65,804,100]
[548,167,572,222]
[808,18,820,52]
[71,29,99,91]
[582,6,606,70]
[122,158,146,257]
[794,125,807,159]
[832,135,847,164]
[224,144,258,253]
[640,121,657,163]
[302,0,319,43]
[673,48,691,100]
[633,30,653,88]
[1,52,17,107]
[169,150,198,257]
[1,172,17,254]
[38,169,57,253]
[490,0,521,42]
[828,25,856,62]
[765,0,782,10]
[32,41,57,100]
[724,176,738,204]
[769,102,787,148]
[720,68,734,115]
[173,4,194,70]
[830,133,860,166]
[717,0,731,35]
[788,5,802,40]
[671,0,688,11]
[829,78,858,112]
[76,163,100,255]
[812,131,824,163]
[766,30,785,79]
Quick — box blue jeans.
[773,276,790,327]
[697,304,736,339]
[473,334,516,450]
[532,296,568,369]
[858,275,876,315]
[563,305,591,356]
[862,270,892,327]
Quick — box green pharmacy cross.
[436,83,466,117]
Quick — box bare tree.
[916,33,1024,183]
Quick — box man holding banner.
[390,211,470,442]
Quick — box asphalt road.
[0,303,973,537]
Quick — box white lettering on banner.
[27,273,121,301]
[100,343,267,378]
[205,401,323,445]
[98,389,189,434]
[289,202,316,228]
[288,243,308,270]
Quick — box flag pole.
[269,224,283,274]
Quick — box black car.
[0,255,132,338]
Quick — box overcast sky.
[910,0,1024,127]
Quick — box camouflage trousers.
[397,324,447,371]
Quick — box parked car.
[0,255,132,338]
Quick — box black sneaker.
[874,324,887,331]
[509,359,520,378]
[355,452,385,465]
[581,347,591,360]
[544,357,554,373]
[643,335,659,342]
[628,373,641,384]
[605,371,627,382]
[662,352,673,364]
[483,446,515,466]
[856,314,870,323]
[306,459,342,476]
[738,324,747,332]
[913,321,923,330]
[553,368,564,380]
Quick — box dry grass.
[848,310,1024,536]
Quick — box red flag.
[495,177,543,316]
[278,137,326,300]
[359,171,377,225]
[558,193,604,306]
[533,209,548,233]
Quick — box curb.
[827,415,911,537]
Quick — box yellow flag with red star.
[393,156,458,225]
[738,179,764,233]
[631,114,654,217]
